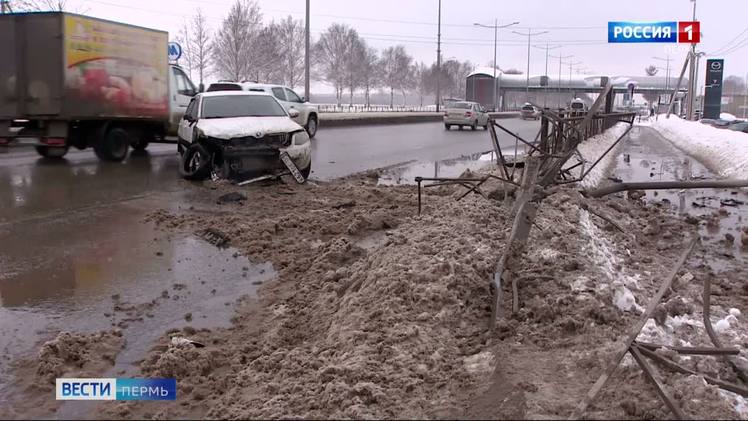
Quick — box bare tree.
[276,16,305,89]
[504,68,523,75]
[211,0,262,81]
[380,45,413,107]
[724,75,745,95]
[315,23,357,105]
[176,25,195,80]
[346,34,366,106]
[185,9,212,89]
[359,46,381,107]
[11,0,87,12]
[251,23,283,83]
[413,62,430,106]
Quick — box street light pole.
[533,44,560,107]
[513,29,549,101]
[304,0,310,100]
[474,20,519,111]
[550,53,573,108]
[436,0,442,113]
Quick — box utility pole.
[513,28,549,101]
[533,44,560,107]
[474,20,519,111]
[304,0,310,101]
[687,0,697,120]
[550,53,573,108]
[436,0,442,113]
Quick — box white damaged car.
[177,91,311,181]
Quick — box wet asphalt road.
[0,119,539,411]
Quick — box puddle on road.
[0,202,275,416]
[377,147,527,186]
[611,126,748,267]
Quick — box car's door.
[284,88,306,125]
[170,67,197,132]
[178,97,198,143]
[270,87,289,109]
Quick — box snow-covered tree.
[183,9,212,89]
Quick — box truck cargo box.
[0,12,169,120]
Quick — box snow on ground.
[575,122,631,189]
[651,116,748,179]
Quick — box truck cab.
[169,65,198,135]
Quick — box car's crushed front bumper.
[202,132,311,179]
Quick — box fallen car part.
[236,172,288,186]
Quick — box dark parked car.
[728,121,748,133]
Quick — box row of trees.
[177,0,474,106]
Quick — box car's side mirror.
[288,109,300,118]
[183,114,194,122]
[301,96,307,103]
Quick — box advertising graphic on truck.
[63,15,169,119]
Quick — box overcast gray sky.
[62,0,747,91]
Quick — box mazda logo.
[255,131,263,138]
[710,61,722,71]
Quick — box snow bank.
[576,122,631,189]
[651,116,748,179]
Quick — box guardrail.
[315,104,437,113]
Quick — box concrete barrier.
[318,111,520,127]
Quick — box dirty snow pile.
[575,122,631,189]
[651,116,748,179]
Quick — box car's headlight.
[292,130,310,145]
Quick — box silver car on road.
[443,101,489,130]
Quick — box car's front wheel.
[180,143,213,181]
[444,124,451,130]
[305,115,318,138]
[299,162,311,180]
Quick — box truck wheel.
[132,139,149,151]
[35,146,69,159]
[94,127,130,162]
[180,143,213,181]
[305,115,318,138]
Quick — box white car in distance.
[177,91,311,181]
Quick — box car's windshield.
[201,95,287,118]
[729,122,748,131]
[450,102,472,109]
[522,105,534,111]
[571,102,584,109]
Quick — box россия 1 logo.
[608,21,700,43]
